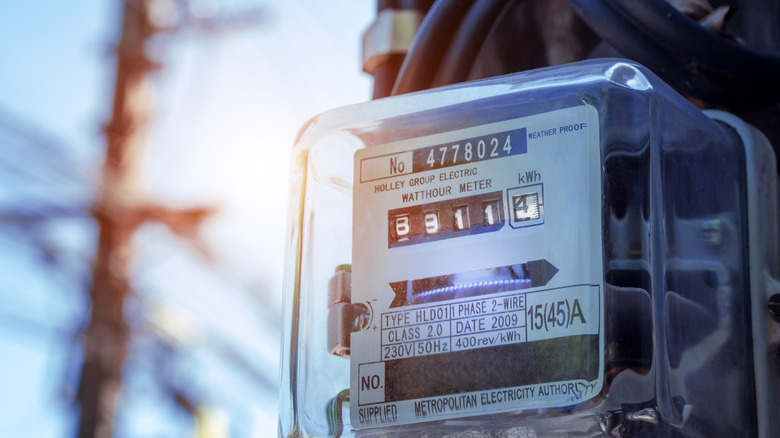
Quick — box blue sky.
[0,1,371,436]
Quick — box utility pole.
[75,1,264,436]
[76,1,158,436]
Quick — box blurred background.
[0,0,371,436]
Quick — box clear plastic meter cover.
[279,59,779,437]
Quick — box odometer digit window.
[387,192,506,247]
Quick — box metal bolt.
[625,407,659,424]
[597,411,622,436]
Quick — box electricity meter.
[279,60,780,437]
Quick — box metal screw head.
[700,218,725,250]
[353,313,368,330]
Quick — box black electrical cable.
[611,0,780,83]
[568,0,691,77]
[372,54,405,99]
[569,0,780,107]
[391,0,476,95]
[371,0,436,99]
[432,0,517,87]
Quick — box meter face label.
[351,106,603,428]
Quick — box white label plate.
[350,106,604,428]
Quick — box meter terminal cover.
[279,59,780,437]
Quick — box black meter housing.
[279,59,780,437]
